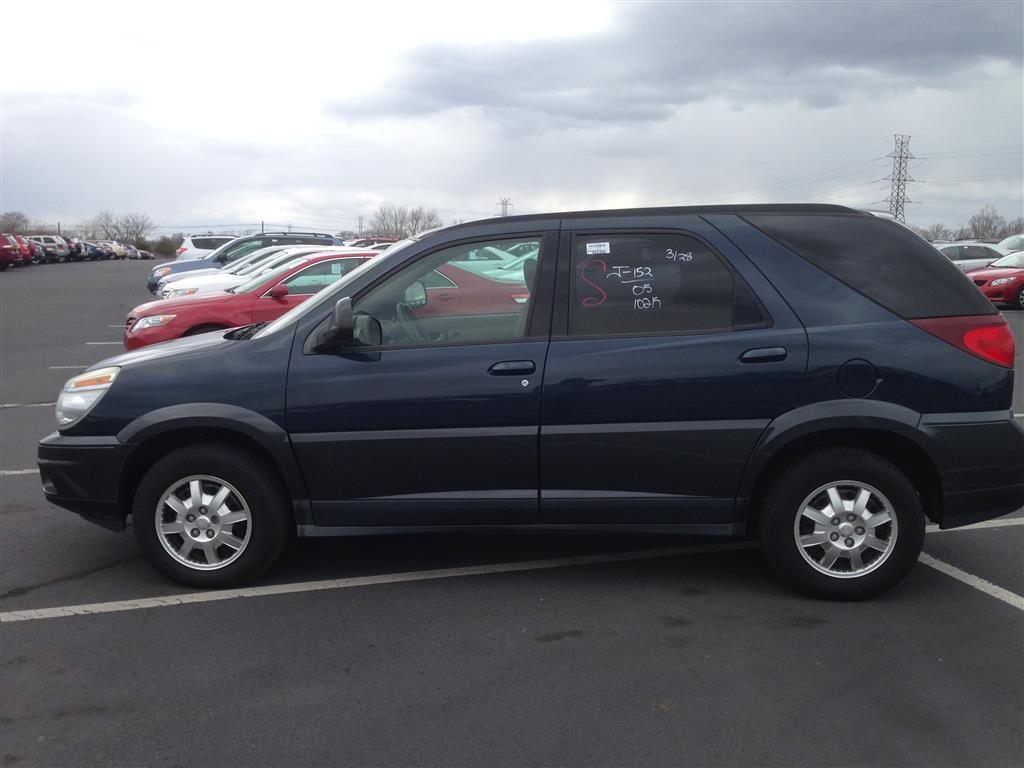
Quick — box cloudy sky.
[2,0,1021,235]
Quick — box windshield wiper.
[224,321,268,340]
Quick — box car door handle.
[488,360,536,375]
[740,347,788,363]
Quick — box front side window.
[354,237,542,347]
[279,258,365,296]
[569,233,765,336]
[990,252,1024,269]
[222,241,265,262]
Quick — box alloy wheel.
[155,475,252,570]
[793,481,898,579]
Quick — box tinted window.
[192,237,232,250]
[939,245,961,260]
[221,241,266,262]
[569,233,764,336]
[963,246,993,260]
[745,214,996,318]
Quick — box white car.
[175,235,236,261]
[156,245,294,293]
[935,241,1010,273]
[997,234,1024,253]
[160,246,372,298]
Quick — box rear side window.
[744,214,996,319]
[569,233,768,336]
[191,237,232,250]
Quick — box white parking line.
[84,342,121,346]
[918,553,1024,611]
[926,517,1024,533]
[49,365,87,370]
[1,517,1021,623]
[0,402,55,409]
[0,541,759,623]
[108,325,124,328]
[0,469,40,477]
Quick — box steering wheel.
[395,302,428,345]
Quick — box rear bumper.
[37,432,132,531]
[920,412,1024,529]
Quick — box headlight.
[170,287,199,298]
[153,266,172,277]
[990,277,1018,286]
[56,366,120,427]
[131,314,176,333]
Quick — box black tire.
[183,324,228,337]
[759,448,925,600]
[56,254,66,263]
[1014,286,1024,311]
[31,256,41,265]
[0,262,7,272]
[132,443,292,587]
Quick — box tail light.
[510,293,530,304]
[176,247,187,255]
[911,315,1015,368]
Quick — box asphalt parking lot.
[1,260,1022,768]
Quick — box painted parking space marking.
[0,469,40,477]
[0,541,759,623]
[48,366,87,370]
[926,517,1024,534]
[918,553,1024,611]
[84,342,121,346]
[2,516,1023,623]
[0,402,55,409]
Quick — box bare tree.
[117,212,155,244]
[967,205,1006,239]
[369,204,443,239]
[1001,217,1023,238]
[91,210,118,239]
[920,222,953,241]
[0,211,30,233]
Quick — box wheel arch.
[739,402,944,532]
[117,405,311,528]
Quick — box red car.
[12,235,34,266]
[125,252,375,350]
[417,262,530,318]
[966,251,1024,310]
[0,235,19,271]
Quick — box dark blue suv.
[38,205,1024,599]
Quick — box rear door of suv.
[539,214,808,528]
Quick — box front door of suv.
[540,218,807,528]
[286,232,555,527]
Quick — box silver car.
[935,242,1009,273]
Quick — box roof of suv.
[443,204,865,232]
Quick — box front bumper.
[37,432,132,531]
[920,412,1024,529]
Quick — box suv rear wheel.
[132,443,291,587]
[760,448,925,600]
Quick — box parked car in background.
[65,237,85,260]
[125,252,375,350]
[156,245,299,296]
[159,247,371,299]
[12,235,35,266]
[27,235,70,263]
[936,242,1008,273]
[82,242,107,260]
[147,232,343,293]
[175,235,236,261]
[39,205,1023,598]
[344,237,397,248]
[0,235,19,270]
[997,234,1024,253]
[136,249,154,260]
[123,244,141,260]
[965,251,1024,309]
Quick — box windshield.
[989,252,1024,269]
[254,238,417,339]
[234,258,310,294]
[225,246,283,274]
[997,234,1023,252]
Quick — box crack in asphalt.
[0,557,139,600]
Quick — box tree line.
[909,205,1023,243]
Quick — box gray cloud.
[327,2,1022,124]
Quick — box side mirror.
[330,297,354,341]
[353,314,383,347]
[404,280,427,309]
[270,284,289,299]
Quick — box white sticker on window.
[331,263,342,274]
[586,242,611,255]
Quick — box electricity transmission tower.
[356,215,364,236]
[497,198,513,217]
[885,134,914,223]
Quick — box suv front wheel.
[132,443,291,587]
[760,448,925,600]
